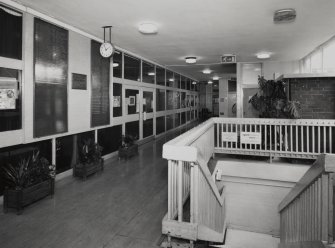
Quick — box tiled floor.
[0,124,196,248]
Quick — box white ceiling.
[15,0,335,81]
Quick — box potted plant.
[249,76,301,151]
[118,134,138,159]
[249,76,301,119]
[73,138,103,180]
[2,150,55,214]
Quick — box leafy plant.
[249,76,301,119]
[79,138,103,164]
[2,150,55,190]
[121,134,135,148]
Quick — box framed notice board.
[34,18,68,137]
[72,73,87,90]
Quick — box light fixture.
[185,57,197,64]
[257,52,271,59]
[148,72,155,76]
[208,80,213,84]
[138,22,158,34]
[274,9,296,23]
[169,78,174,82]
[203,69,212,74]
[192,81,197,85]
[113,62,119,67]
[213,76,219,80]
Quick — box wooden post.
[178,160,183,222]
[190,163,199,224]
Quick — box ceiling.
[15,0,335,81]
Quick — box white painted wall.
[215,160,309,236]
[68,31,91,132]
[262,61,300,80]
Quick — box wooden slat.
[321,174,329,242]
[278,154,335,212]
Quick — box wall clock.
[100,26,115,58]
[100,42,115,58]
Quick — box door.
[123,85,155,141]
[243,88,259,118]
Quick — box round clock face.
[100,42,114,58]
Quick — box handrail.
[162,118,226,242]
[278,154,335,212]
[278,154,335,245]
[213,117,335,160]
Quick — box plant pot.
[118,144,138,159]
[3,178,55,214]
[73,158,104,180]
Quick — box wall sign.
[113,96,120,107]
[222,132,237,142]
[72,73,87,90]
[241,132,261,144]
[0,88,16,109]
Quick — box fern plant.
[2,150,54,190]
[249,76,301,119]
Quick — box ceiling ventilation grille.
[274,9,296,23]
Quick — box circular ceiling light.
[203,69,212,74]
[257,52,271,59]
[138,22,158,34]
[192,81,197,85]
[169,78,174,82]
[148,72,155,76]
[185,57,197,64]
[113,62,119,67]
[213,76,219,80]
[208,80,213,84]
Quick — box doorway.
[123,85,155,141]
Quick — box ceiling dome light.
[213,76,219,80]
[138,22,158,34]
[257,53,271,59]
[113,62,119,67]
[203,69,212,74]
[208,80,213,84]
[185,57,197,64]
[192,81,197,85]
[148,72,155,76]
[169,78,174,82]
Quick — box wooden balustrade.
[162,118,226,243]
[162,117,335,244]
[213,118,335,159]
[278,154,335,247]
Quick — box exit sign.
[221,55,236,63]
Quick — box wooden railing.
[278,154,335,248]
[162,117,335,244]
[162,119,226,243]
[214,118,335,159]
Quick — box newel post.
[190,162,199,224]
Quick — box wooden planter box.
[118,144,138,159]
[3,178,55,214]
[73,158,104,180]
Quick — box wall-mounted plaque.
[72,73,87,90]
[222,132,237,142]
[241,132,261,144]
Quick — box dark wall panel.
[34,18,68,137]
[91,40,110,127]
[143,118,153,138]
[125,121,139,140]
[98,125,122,155]
[156,116,165,135]
[0,5,22,60]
